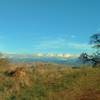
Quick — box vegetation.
[0,62,100,100]
[0,53,10,67]
[79,33,100,67]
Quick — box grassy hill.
[0,62,100,100]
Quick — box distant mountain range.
[9,57,80,66]
[2,53,81,66]
[3,53,79,59]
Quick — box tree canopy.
[79,33,100,67]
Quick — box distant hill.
[2,53,81,66]
[9,57,80,66]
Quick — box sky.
[0,0,100,54]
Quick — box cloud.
[33,38,66,50]
[67,43,90,49]
[71,35,76,38]
[32,36,92,53]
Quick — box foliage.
[79,33,100,67]
[90,33,100,49]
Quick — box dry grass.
[0,62,100,100]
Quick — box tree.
[90,33,100,54]
[79,33,100,67]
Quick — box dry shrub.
[5,67,32,88]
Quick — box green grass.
[0,63,100,100]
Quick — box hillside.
[0,62,100,100]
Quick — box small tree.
[79,33,100,67]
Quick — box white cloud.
[33,38,66,51]
[67,43,90,49]
[71,35,76,38]
[32,36,92,53]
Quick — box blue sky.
[0,0,100,54]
